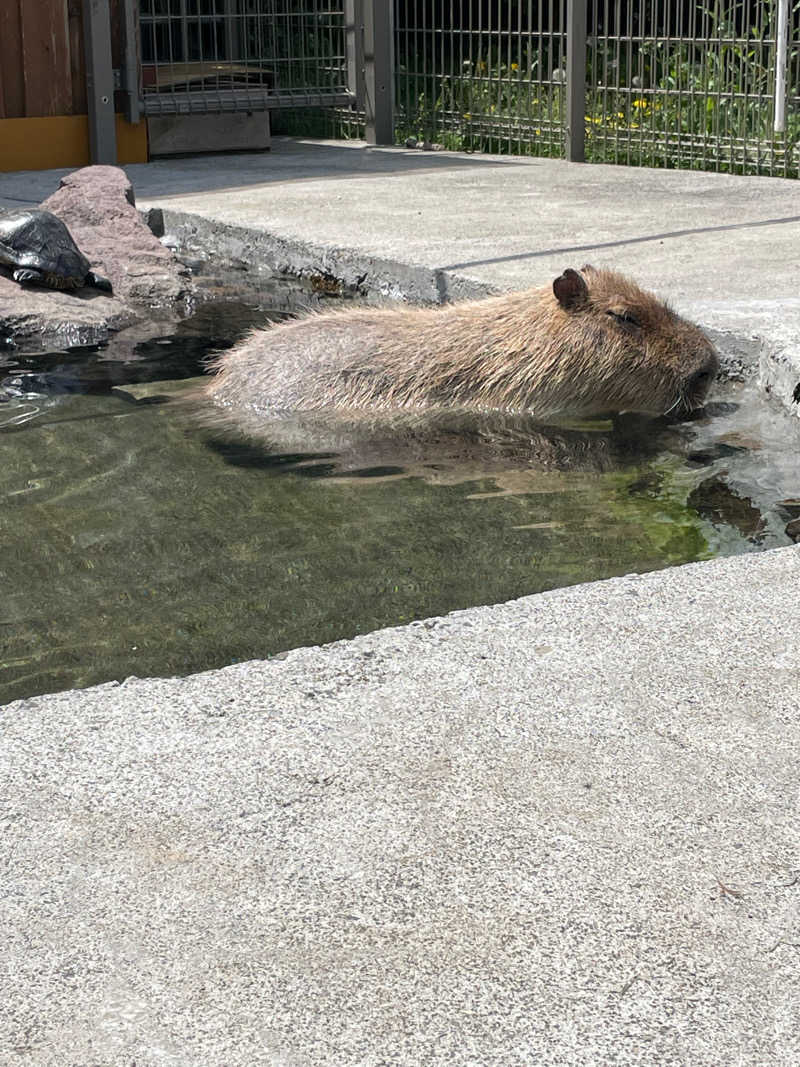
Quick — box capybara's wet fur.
[203,265,719,423]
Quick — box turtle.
[0,208,112,293]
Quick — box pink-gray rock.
[0,270,134,350]
[41,166,189,308]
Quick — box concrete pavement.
[1,140,800,1065]
[3,549,800,1065]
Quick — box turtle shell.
[0,208,90,287]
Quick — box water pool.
[1,280,797,705]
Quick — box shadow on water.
[1,281,799,705]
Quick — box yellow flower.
[511,63,519,71]
[479,61,486,71]
[463,112,471,120]
[632,97,648,110]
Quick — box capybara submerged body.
[204,266,719,423]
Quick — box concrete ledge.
[157,207,495,305]
[685,299,800,419]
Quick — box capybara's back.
[203,265,718,423]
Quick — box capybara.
[203,265,719,422]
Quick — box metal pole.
[82,0,118,163]
[120,0,141,124]
[565,0,587,162]
[363,0,394,145]
[345,0,365,109]
[774,0,789,133]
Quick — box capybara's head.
[551,265,719,416]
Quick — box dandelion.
[511,63,519,71]
[632,98,649,110]
[463,112,472,120]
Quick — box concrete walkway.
[1,140,800,1065]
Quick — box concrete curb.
[157,206,495,305]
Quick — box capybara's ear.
[553,268,589,310]
[580,263,597,275]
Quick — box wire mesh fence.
[134,1,800,177]
[394,1,568,156]
[391,0,800,177]
[139,0,353,115]
[585,0,800,176]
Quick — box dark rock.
[786,518,800,542]
[145,207,165,238]
[688,475,766,543]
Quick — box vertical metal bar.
[82,0,117,163]
[775,0,789,132]
[120,0,141,123]
[346,0,365,109]
[363,0,394,144]
[565,0,586,160]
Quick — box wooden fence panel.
[20,0,73,116]
[68,0,88,115]
[0,0,25,119]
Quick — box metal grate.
[391,0,800,177]
[394,1,568,157]
[139,0,354,116]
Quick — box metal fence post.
[774,0,789,132]
[363,0,394,145]
[82,0,118,164]
[345,0,365,110]
[565,0,587,162]
[120,0,141,125]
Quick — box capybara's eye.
[607,309,641,329]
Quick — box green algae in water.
[0,394,709,705]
